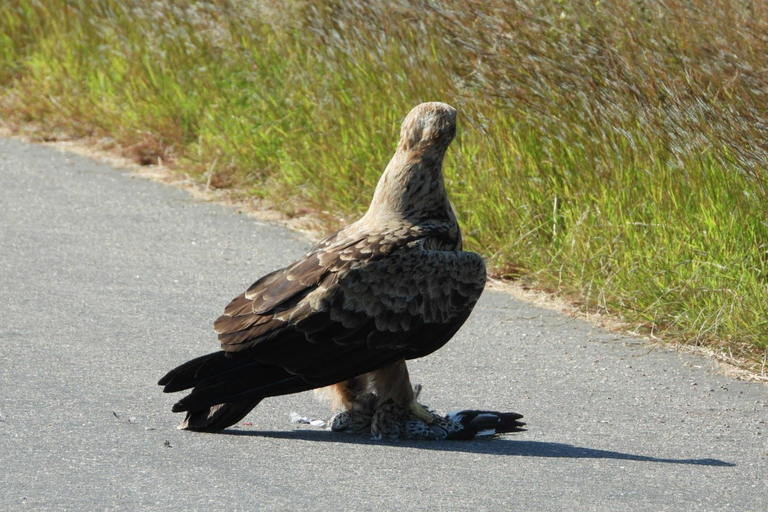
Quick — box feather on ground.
[158,102,524,439]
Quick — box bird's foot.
[370,398,436,439]
[326,385,526,440]
[326,391,435,438]
[407,383,439,427]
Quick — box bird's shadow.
[220,428,734,467]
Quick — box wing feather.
[211,240,485,386]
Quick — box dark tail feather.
[179,399,262,432]
[159,351,317,432]
[158,351,257,393]
[171,373,312,413]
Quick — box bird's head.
[361,102,459,225]
[397,102,457,158]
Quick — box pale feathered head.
[363,102,459,223]
[397,102,457,157]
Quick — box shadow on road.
[220,429,734,467]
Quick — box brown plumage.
[158,102,500,436]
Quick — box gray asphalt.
[0,137,766,511]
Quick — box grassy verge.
[2,0,766,372]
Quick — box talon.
[409,401,435,424]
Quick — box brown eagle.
[159,103,524,439]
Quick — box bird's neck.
[362,149,455,227]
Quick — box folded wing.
[160,238,486,413]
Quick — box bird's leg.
[321,376,368,411]
[407,384,437,425]
[369,360,435,425]
[321,376,375,433]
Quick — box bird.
[158,102,524,439]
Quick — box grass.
[1,0,766,372]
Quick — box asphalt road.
[1,137,766,511]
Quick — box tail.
[177,399,263,433]
[442,410,526,440]
[158,351,315,432]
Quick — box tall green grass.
[1,0,766,369]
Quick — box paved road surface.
[1,137,766,510]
